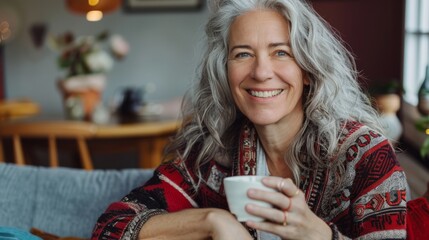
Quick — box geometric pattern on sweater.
[311,122,407,239]
[91,121,407,240]
[241,121,407,239]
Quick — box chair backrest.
[0,121,97,170]
[0,99,40,120]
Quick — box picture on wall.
[124,0,203,11]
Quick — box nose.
[250,56,274,81]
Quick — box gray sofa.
[0,163,154,239]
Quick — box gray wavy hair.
[166,0,383,186]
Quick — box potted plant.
[49,31,129,120]
[369,80,403,115]
[368,80,404,144]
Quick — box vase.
[374,93,401,115]
[57,74,106,121]
[374,93,403,145]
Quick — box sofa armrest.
[0,163,154,238]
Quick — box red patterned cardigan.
[92,121,408,239]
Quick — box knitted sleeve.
[329,129,407,239]
[91,159,199,240]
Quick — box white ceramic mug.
[223,175,276,222]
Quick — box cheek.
[227,68,243,106]
[294,67,308,86]
[227,66,241,89]
[279,66,307,88]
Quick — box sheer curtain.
[403,0,429,105]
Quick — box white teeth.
[249,89,283,98]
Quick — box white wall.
[1,0,208,116]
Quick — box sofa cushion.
[0,163,154,238]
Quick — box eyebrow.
[229,45,251,54]
[269,42,290,48]
[229,42,290,53]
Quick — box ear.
[303,72,310,86]
[304,78,310,86]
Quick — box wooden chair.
[0,99,40,120]
[0,121,97,170]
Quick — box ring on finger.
[277,179,286,192]
[282,211,288,226]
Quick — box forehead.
[228,10,290,44]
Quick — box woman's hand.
[245,177,332,240]
[139,208,252,240]
[206,208,254,240]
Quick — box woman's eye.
[235,52,251,58]
[275,50,290,57]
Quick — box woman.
[92,0,407,239]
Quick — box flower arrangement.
[49,31,129,121]
[49,30,129,78]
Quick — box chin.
[248,116,282,126]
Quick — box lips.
[248,89,283,98]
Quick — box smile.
[248,89,284,98]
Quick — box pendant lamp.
[66,0,122,21]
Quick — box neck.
[254,112,304,178]
[255,112,304,154]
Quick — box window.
[403,0,429,105]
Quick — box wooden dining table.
[93,116,181,168]
[0,109,182,169]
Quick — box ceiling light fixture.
[66,0,122,22]
[86,11,103,22]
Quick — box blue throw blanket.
[0,227,41,240]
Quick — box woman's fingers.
[245,202,286,224]
[263,177,301,198]
[246,176,304,225]
[247,187,292,212]
[246,177,332,239]
[247,176,301,211]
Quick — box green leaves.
[415,116,429,132]
[415,116,429,157]
[421,137,429,158]
[369,80,404,96]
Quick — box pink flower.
[110,34,129,59]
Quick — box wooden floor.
[397,152,429,200]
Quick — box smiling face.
[227,10,309,127]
